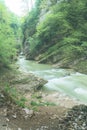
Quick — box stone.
[22,108,34,119]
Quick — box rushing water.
[17,56,87,103]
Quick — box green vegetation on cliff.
[0,1,20,68]
[22,0,87,72]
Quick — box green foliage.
[31,92,56,107]
[0,2,20,67]
[22,0,87,67]
[22,0,42,46]
[31,100,56,106]
[16,97,27,108]
[4,85,27,108]
[36,12,70,43]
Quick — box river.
[17,56,87,104]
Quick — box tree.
[22,0,87,64]
[0,1,20,67]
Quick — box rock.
[12,113,17,119]
[11,73,47,92]
[22,108,34,119]
[6,118,10,122]
[18,128,22,130]
[50,114,59,119]
[3,108,7,116]
[57,105,87,130]
[0,93,5,107]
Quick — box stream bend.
[17,57,87,103]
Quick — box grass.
[31,100,56,107]
[3,85,27,108]
[31,92,56,108]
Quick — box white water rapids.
[17,56,87,104]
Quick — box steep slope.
[22,0,87,73]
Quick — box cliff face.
[22,0,87,73]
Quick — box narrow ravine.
[17,56,87,104]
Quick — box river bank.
[0,65,80,108]
[0,64,82,130]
